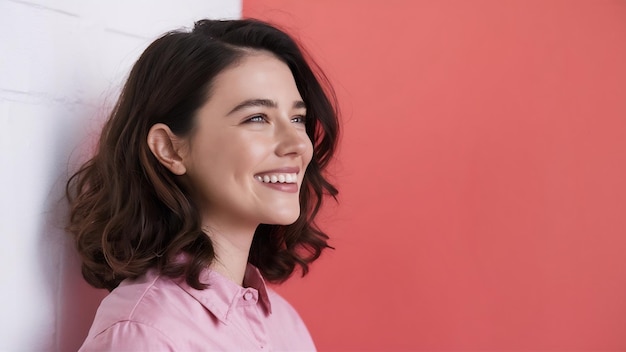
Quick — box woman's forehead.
[202,52,303,113]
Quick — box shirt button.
[243,291,254,301]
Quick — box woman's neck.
[202,222,257,286]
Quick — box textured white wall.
[0,1,241,350]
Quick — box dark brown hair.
[66,19,339,292]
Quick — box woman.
[66,18,339,351]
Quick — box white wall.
[0,1,241,350]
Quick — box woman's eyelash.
[244,115,307,124]
[245,115,266,123]
[292,115,307,124]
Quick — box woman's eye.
[292,115,307,124]
[245,115,266,123]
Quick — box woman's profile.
[66,18,339,351]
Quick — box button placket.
[227,288,269,349]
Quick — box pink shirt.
[79,264,316,351]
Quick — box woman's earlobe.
[147,123,187,175]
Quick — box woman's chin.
[263,211,301,226]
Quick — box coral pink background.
[245,1,626,350]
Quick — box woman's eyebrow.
[227,99,306,115]
[293,100,306,110]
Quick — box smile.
[254,173,297,184]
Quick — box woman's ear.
[147,123,187,175]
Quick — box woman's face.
[180,51,313,232]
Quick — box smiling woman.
[167,52,314,232]
[66,19,339,351]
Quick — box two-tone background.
[1,0,625,350]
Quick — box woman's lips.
[257,180,298,193]
[254,167,300,193]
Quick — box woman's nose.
[275,121,309,157]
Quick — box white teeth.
[255,173,298,184]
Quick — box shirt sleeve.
[78,321,177,352]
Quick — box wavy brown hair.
[66,19,339,292]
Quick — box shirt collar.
[176,263,272,324]
[243,264,272,314]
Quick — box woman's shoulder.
[94,270,180,321]
[265,287,316,346]
[81,270,196,348]
[78,320,177,352]
[266,287,295,313]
